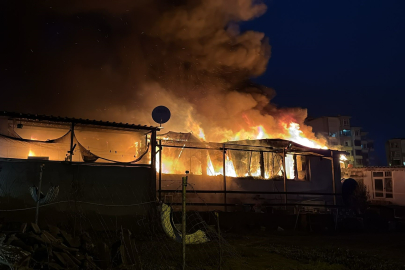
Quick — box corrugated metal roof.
[0,111,159,131]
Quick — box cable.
[0,200,157,212]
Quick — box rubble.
[0,223,100,269]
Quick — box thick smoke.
[0,0,322,144]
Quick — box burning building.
[157,130,344,211]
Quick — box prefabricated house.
[342,167,405,206]
[157,132,345,211]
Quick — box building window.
[329,132,337,138]
[373,172,384,177]
[355,150,362,156]
[344,141,349,146]
[354,140,361,146]
[356,159,362,165]
[373,172,393,199]
[355,131,360,136]
[391,151,400,158]
[343,119,349,126]
[391,142,399,148]
[392,160,401,165]
[341,130,351,136]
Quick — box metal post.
[223,145,227,212]
[248,151,252,176]
[159,140,162,202]
[216,212,222,269]
[35,164,45,225]
[260,151,265,178]
[283,149,287,209]
[331,151,336,205]
[69,122,75,162]
[151,130,157,192]
[182,174,188,270]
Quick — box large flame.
[157,117,329,179]
[28,150,35,157]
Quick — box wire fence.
[0,160,251,270]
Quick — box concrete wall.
[0,159,155,228]
[306,118,328,136]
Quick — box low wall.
[0,159,155,229]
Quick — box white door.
[372,171,393,199]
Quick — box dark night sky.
[242,0,405,165]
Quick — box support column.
[158,140,162,202]
[69,122,75,162]
[223,145,227,212]
[182,175,188,270]
[260,151,265,178]
[283,149,287,208]
[151,130,157,193]
[331,151,336,205]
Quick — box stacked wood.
[0,223,99,270]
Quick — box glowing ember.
[284,123,327,149]
[250,167,261,177]
[198,128,206,141]
[256,126,265,139]
[340,154,348,161]
[207,155,217,176]
[225,155,237,177]
[28,150,35,157]
[206,153,237,177]
[285,154,294,179]
[156,151,173,174]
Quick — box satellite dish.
[152,106,171,126]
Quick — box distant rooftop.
[306,115,351,121]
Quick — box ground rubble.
[0,223,102,269]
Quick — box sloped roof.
[0,111,158,132]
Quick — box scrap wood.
[0,223,99,270]
[61,230,81,248]
[0,243,31,268]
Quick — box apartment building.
[305,116,374,167]
[386,138,405,166]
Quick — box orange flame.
[156,115,328,178]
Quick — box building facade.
[386,138,405,166]
[306,116,374,167]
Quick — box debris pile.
[0,223,99,269]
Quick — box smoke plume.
[0,0,322,144]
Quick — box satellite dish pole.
[152,106,171,202]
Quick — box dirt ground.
[218,231,405,270]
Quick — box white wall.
[351,169,405,206]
